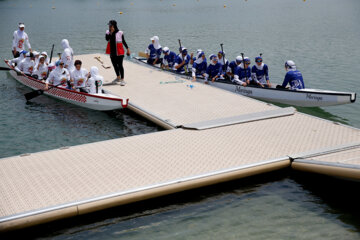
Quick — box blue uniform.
[227,61,237,74]
[218,58,229,74]
[282,70,305,89]
[206,63,222,78]
[163,51,176,68]
[234,65,252,82]
[251,64,269,84]
[174,54,190,73]
[192,59,207,76]
[146,44,162,64]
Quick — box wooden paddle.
[138,52,148,58]
[24,83,63,101]
[0,66,11,71]
[178,39,188,74]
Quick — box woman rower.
[15,52,35,76]
[105,20,131,86]
[71,60,89,92]
[45,60,70,90]
[145,36,162,65]
[33,55,48,80]
[86,66,103,94]
[61,39,75,73]
[192,51,207,81]
[204,54,223,83]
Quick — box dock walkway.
[1,54,359,231]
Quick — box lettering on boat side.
[306,93,323,101]
[235,86,253,95]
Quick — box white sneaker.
[120,80,126,86]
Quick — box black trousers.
[110,55,124,79]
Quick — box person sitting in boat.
[35,51,49,66]
[226,56,242,80]
[174,47,191,74]
[86,66,103,94]
[189,49,203,65]
[233,57,252,86]
[60,39,75,73]
[14,52,35,76]
[48,63,55,73]
[45,60,70,90]
[12,23,32,58]
[32,55,48,80]
[217,51,229,77]
[204,54,223,83]
[71,60,89,92]
[278,60,305,90]
[251,56,270,88]
[192,51,207,81]
[32,51,40,64]
[5,50,27,66]
[145,36,162,65]
[162,47,176,69]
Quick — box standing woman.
[105,20,130,86]
[12,23,32,57]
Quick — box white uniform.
[33,62,48,80]
[9,54,26,66]
[60,39,74,73]
[71,68,88,89]
[46,67,70,88]
[86,66,103,94]
[12,30,31,52]
[15,58,35,75]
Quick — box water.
[0,0,360,239]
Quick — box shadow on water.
[2,169,360,239]
[271,102,349,125]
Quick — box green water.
[0,0,360,239]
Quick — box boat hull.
[7,64,128,111]
[134,57,356,107]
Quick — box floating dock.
[1,54,359,232]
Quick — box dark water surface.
[0,0,359,239]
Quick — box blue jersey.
[282,70,305,89]
[206,63,222,78]
[234,65,252,81]
[147,44,162,60]
[228,61,237,73]
[251,64,269,84]
[192,59,207,75]
[164,51,176,67]
[174,54,190,73]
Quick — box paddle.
[178,39,188,74]
[220,43,226,72]
[24,83,62,101]
[241,53,248,84]
[0,66,11,71]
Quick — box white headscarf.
[61,39,73,55]
[151,36,161,50]
[195,51,204,64]
[90,66,103,82]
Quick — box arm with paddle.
[174,39,188,74]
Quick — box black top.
[105,30,129,56]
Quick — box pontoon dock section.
[1,54,359,232]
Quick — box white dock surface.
[1,53,360,231]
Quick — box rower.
[204,54,223,83]
[251,56,271,88]
[45,60,70,90]
[174,47,190,73]
[86,66,103,94]
[32,55,48,80]
[226,56,242,80]
[217,51,228,77]
[162,47,176,69]
[15,52,35,76]
[6,50,27,66]
[192,51,207,81]
[145,36,162,65]
[41,52,49,65]
[60,39,75,73]
[278,60,305,90]
[12,23,32,58]
[233,57,252,86]
[71,60,89,92]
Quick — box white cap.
[41,51,48,56]
[150,36,159,41]
[19,23,25,28]
[236,56,242,62]
[285,60,296,68]
[163,47,170,53]
[32,51,40,56]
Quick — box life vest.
[106,31,125,56]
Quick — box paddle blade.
[0,66,11,71]
[24,89,44,101]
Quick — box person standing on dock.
[279,60,305,90]
[12,23,32,58]
[145,36,162,65]
[106,20,130,86]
